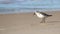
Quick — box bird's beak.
[33,13,35,16]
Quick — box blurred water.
[0,0,60,14]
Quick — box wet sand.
[0,11,60,34]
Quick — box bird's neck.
[35,12,40,15]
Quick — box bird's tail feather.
[48,15,52,17]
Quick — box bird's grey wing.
[40,12,49,16]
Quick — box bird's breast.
[36,13,44,18]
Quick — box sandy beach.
[0,11,60,34]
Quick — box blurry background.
[0,0,60,14]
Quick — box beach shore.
[0,11,60,34]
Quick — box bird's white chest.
[36,13,44,18]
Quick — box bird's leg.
[43,17,46,23]
[40,17,46,23]
[40,18,44,23]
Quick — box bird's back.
[40,12,52,17]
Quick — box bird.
[33,11,52,23]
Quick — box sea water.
[0,0,60,14]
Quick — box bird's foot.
[40,22,43,23]
[40,21,45,23]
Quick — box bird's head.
[33,12,36,16]
[33,11,39,16]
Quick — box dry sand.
[0,11,60,34]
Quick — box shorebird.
[33,11,52,23]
